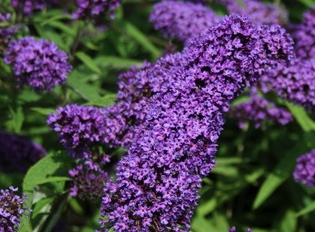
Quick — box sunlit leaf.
[296,201,315,217]
[277,210,297,232]
[285,101,314,132]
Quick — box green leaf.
[86,93,116,107]
[197,198,217,216]
[212,213,229,232]
[244,169,264,184]
[40,15,72,26]
[253,173,285,210]
[68,70,101,102]
[95,56,142,69]
[213,166,238,177]
[23,152,71,192]
[296,201,315,217]
[76,52,102,74]
[277,210,297,232]
[297,0,314,7]
[19,152,72,232]
[124,22,161,59]
[43,196,67,232]
[192,216,216,232]
[68,198,84,215]
[6,105,24,133]
[18,89,41,103]
[18,196,33,232]
[31,196,56,220]
[31,107,55,116]
[285,101,315,132]
[33,176,71,186]
[231,96,250,107]
[46,21,76,37]
[253,149,301,209]
[216,157,243,166]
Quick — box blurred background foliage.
[0,0,314,231]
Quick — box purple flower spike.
[69,154,110,200]
[291,9,315,60]
[72,0,120,21]
[47,104,125,157]
[261,59,314,110]
[0,187,25,232]
[11,0,46,15]
[150,1,220,41]
[0,131,46,173]
[99,15,294,232]
[4,37,71,91]
[230,92,293,128]
[221,0,287,25]
[293,149,315,187]
[0,13,17,46]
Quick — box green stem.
[43,194,68,232]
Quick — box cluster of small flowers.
[114,56,187,147]
[11,0,46,16]
[230,92,293,129]
[3,0,121,90]
[0,13,17,48]
[99,15,294,231]
[261,58,315,109]
[150,0,220,41]
[149,1,297,129]
[293,149,315,187]
[0,131,46,173]
[47,104,125,200]
[0,187,25,232]
[72,0,121,21]
[220,0,287,25]
[69,153,110,200]
[47,104,126,157]
[291,10,315,60]
[4,37,72,91]
[261,10,315,110]
[10,0,120,20]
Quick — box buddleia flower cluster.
[260,10,315,110]
[47,104,125,157]
[290,10,315,60]
[4,37,72,91]
[48,105,123,200]
[11,0,46,16]
[150,0,220,42]
[0,13,17,52]
[72,0,121,21]
[99,15,294,231]
[293,149,315,187]
[261,59,315,109]
[230,92,293,129]
[220,0,287,25]
[0,131,46,173]
[150,1,297,129]
[0,187,25,232]
[10,0,121,22]
[69,153,110,200]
